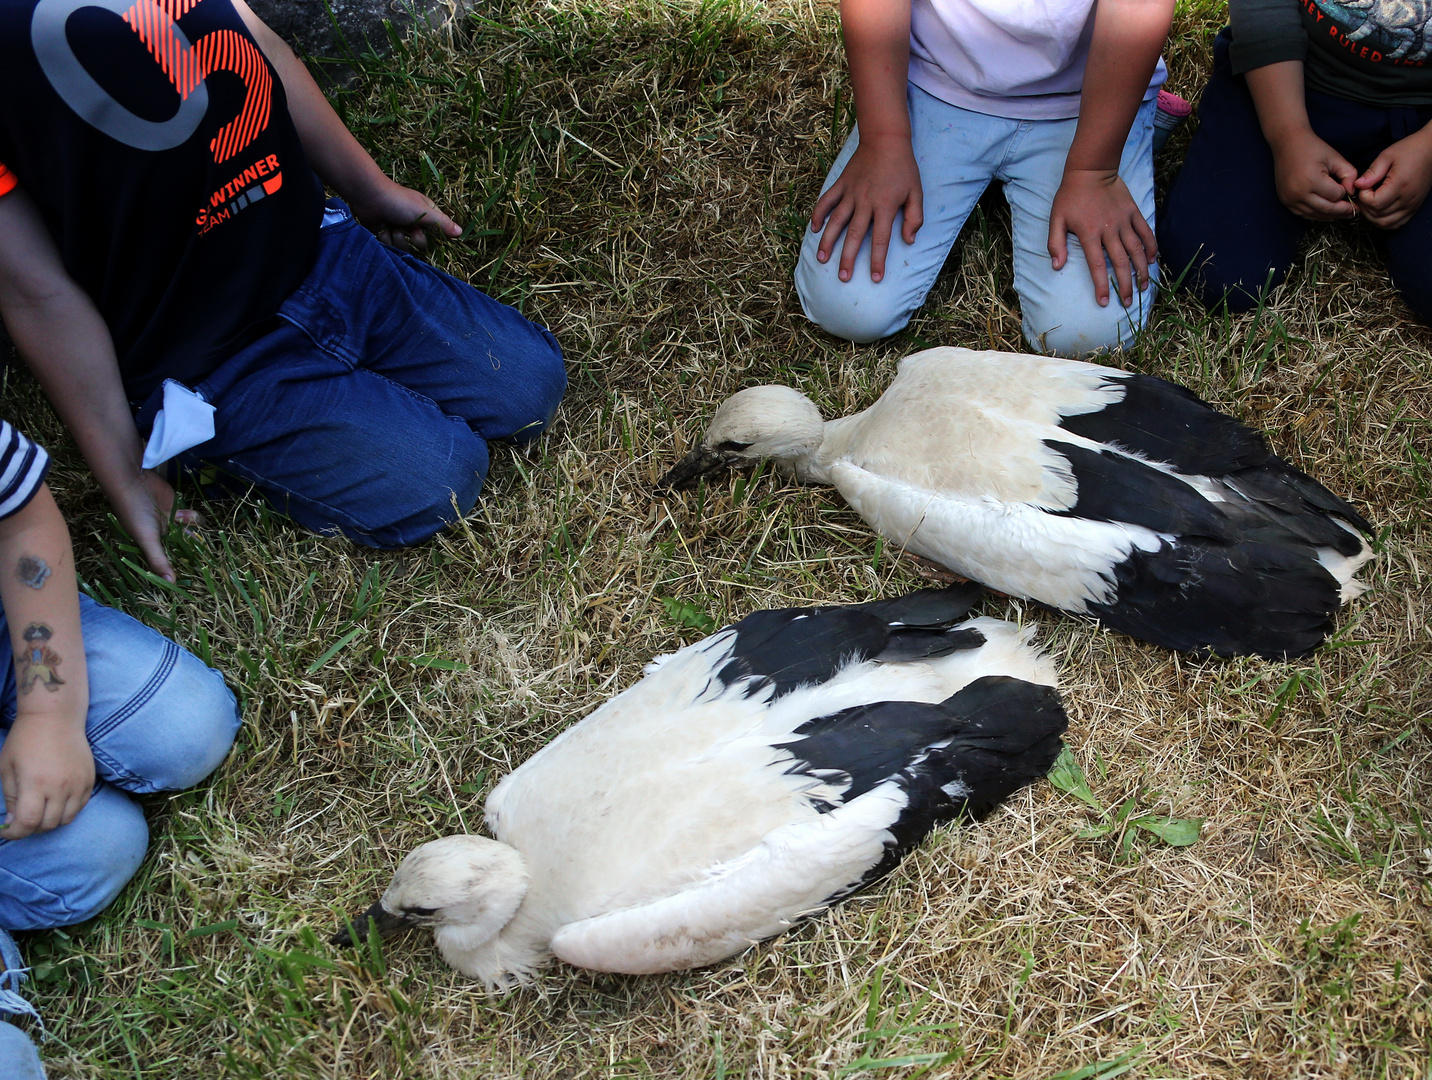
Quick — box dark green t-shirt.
[1229,0,1432,107]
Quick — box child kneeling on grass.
[794,0,1175,357]
[0,0,567,583]
[0,422,240,1079]
[1160,3,1432,320]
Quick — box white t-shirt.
[908,0,1167,120]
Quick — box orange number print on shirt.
[29,0,284,232]
[33,0,271,163]
[121,1,271,163]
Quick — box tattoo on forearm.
[17,624,64,694]
[16,556,51,590]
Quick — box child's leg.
[1381,185,1432,322]
[175,209,567,548]
[794,85,1008,343]
[0,782,147,930]
[0,596,239,930]
[1003,99,1158,357]
[287,210,568,447]
[1158,29,1306,312]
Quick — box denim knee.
[507,331,567,445]
[1023,289,1152,358]
[795,264,913,343]
[79,599,240,795]
[103,656,240,793]
[346,429,491,548]
[0,1021,44,1080]
[0,785,148,930]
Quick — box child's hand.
[1269,130,1359,221]
[350,179,461,255]
[1048,168,1155,308]
[107,468,200,584]
[1354,130,1432,230]
[0,713,94,839]
[810,134,924,284]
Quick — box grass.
[6,0,1431,1076]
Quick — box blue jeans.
[795,85,1158,356]
[163,203,568,548]
[1160,29,1432,320]
[0,927,45,1079]
[0,597,240,931]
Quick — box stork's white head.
[333,835,530,957]
[659,385,826,488]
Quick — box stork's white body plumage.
[662,347,1374,658]
[337,588,1067,987]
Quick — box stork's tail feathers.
[1090,533,1371,660]
[925,675,1069,818]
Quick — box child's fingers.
[816,196,855,264]
[1355,153,1393,191]
[838,204,873,282]
[1131,210,1157,264]
[1082,232,1111,307]
[59,788,89,830]
[1105,233,1135,307]
[137,530,176,584]
[869,208,897,283]
[0,761,15,833]
[1047,214,1069,272]
[901,192,924,244]
[1328,154,1359,192]
[1123,224,1150,291]
[810,182,845,233]
[39,791,66,835]
[4,789,43,840]
[1301,192,1357,219]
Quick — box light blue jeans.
[796,85,1158,356]
[0,596,240,931]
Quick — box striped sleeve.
[0,421,51,520]
[0,163,16,198]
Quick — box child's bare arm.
[1246,60,1359,221]
[231,0,460,252]
[0,482,93,840]
[0,187,193,583]
[1048,0,1174,308]
[809,0,920,284]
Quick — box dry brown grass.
[8,1,1429,1076]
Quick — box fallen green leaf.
[1047,747,1103,811]
[660,596,717,634]
[1131,815,1204,847]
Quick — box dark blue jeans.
[167,203,567,548]
[1160,29,1432,321]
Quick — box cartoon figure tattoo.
[16,555,51,590]
[18,624,64,693]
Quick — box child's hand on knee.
[1354,130,1432,231]
[1048,168,1156,308]
[1269,131,1359,222]
[810,135,924,284]
[351,178,461,255]
[0,714,94,840]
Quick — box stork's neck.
[789,415,860,485]
[435,913,549,990]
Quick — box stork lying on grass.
[658,347,1374,659]
[332,585,1066,988]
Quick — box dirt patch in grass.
[10,1,1430,1077]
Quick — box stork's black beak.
[330,900,418,947]
[657,447,731,492]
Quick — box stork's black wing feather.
[1057,374,1270,476]
[781,675,1067,903]
[717,586,985,699]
